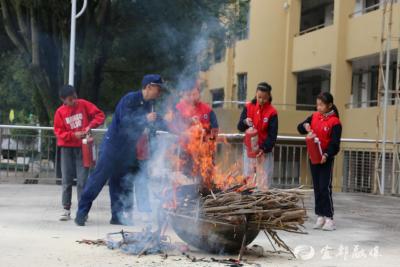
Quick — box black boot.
[110,216,124,225]
[75,214,86,226]
[110,214,134,226]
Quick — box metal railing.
[345,99,379,108]
[215,138,307,189]
[344,93,397,108]
[1,124,399,195]
[342,148,399,194]
[211,101,316,110]
[0,125,106,184]
[296,23,327,36]
[342,148,376,193]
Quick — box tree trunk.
[0,0,112,124]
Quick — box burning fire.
[161,116,271,210]
[167,121,261,192]
[184,123,216,188]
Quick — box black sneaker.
[110,217,134,225]
[109,217,124,225]
[75,215,86,226]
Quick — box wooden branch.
[95,0,110,26]
[30,4,39,66]
[265,229,296,258]
[0,0,29,55]
[13,0,31,51]
[174,187,308,235]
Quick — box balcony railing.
[346,95,399,108]
[296,23,326,36]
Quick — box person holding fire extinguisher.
[237,82,278,190]
[165,79,219,181]
[54,85,105,221]
[167,79,219,137]
[119,104,158,224]
[297,92,342,231]
[75,74,165,226]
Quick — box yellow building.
[202,0,400,194]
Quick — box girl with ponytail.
[237,82,278,190]
[297,92,342,231]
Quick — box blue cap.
[141,74,164,88]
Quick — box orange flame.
[162,121,273,211]
[166,121,257,192]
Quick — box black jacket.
[237,106,278,153]
[297,115,342,159]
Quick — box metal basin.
[169,212,260,254]
[166,183,260,253]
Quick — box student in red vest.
[166,80,219,180]
[54,85,105,221]
[237,82,278,190]
[171,80,218,136]
[297,92,342,231]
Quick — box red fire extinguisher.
[244,124,259,158]
[306,132,323,164]
[82,135,96,168]
[136,128,150,160]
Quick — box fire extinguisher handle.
[244,118,253,127]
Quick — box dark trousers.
[60,147,89,209]
[119,161,152,214]
[76,149,118,219]
[310,159,334,218]
[77,146,150,219]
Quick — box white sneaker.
[322,218,336,231]
[313,216,325,229]
[59,209,71,221]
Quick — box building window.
[352,0,381,17]
[350,55,397,108]
[299,0,334,35]
[369,66,379,107]
[237,73,247,107]
[211,88,225,108]
[236,0,250,40]
[214,41,226,63]
[365,0,380,11]
[296,68,331,111]
[353,64,397,108]
[350,67,379,108]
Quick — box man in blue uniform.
[75,74,164,226]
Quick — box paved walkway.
[0,184,399,267]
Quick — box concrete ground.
[0,183,399,267]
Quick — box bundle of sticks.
[175,187,307,234]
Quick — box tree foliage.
[0,0,248,125]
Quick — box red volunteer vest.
[246,102,277,146]
[310,111,341,152]
[175,100,212,130]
